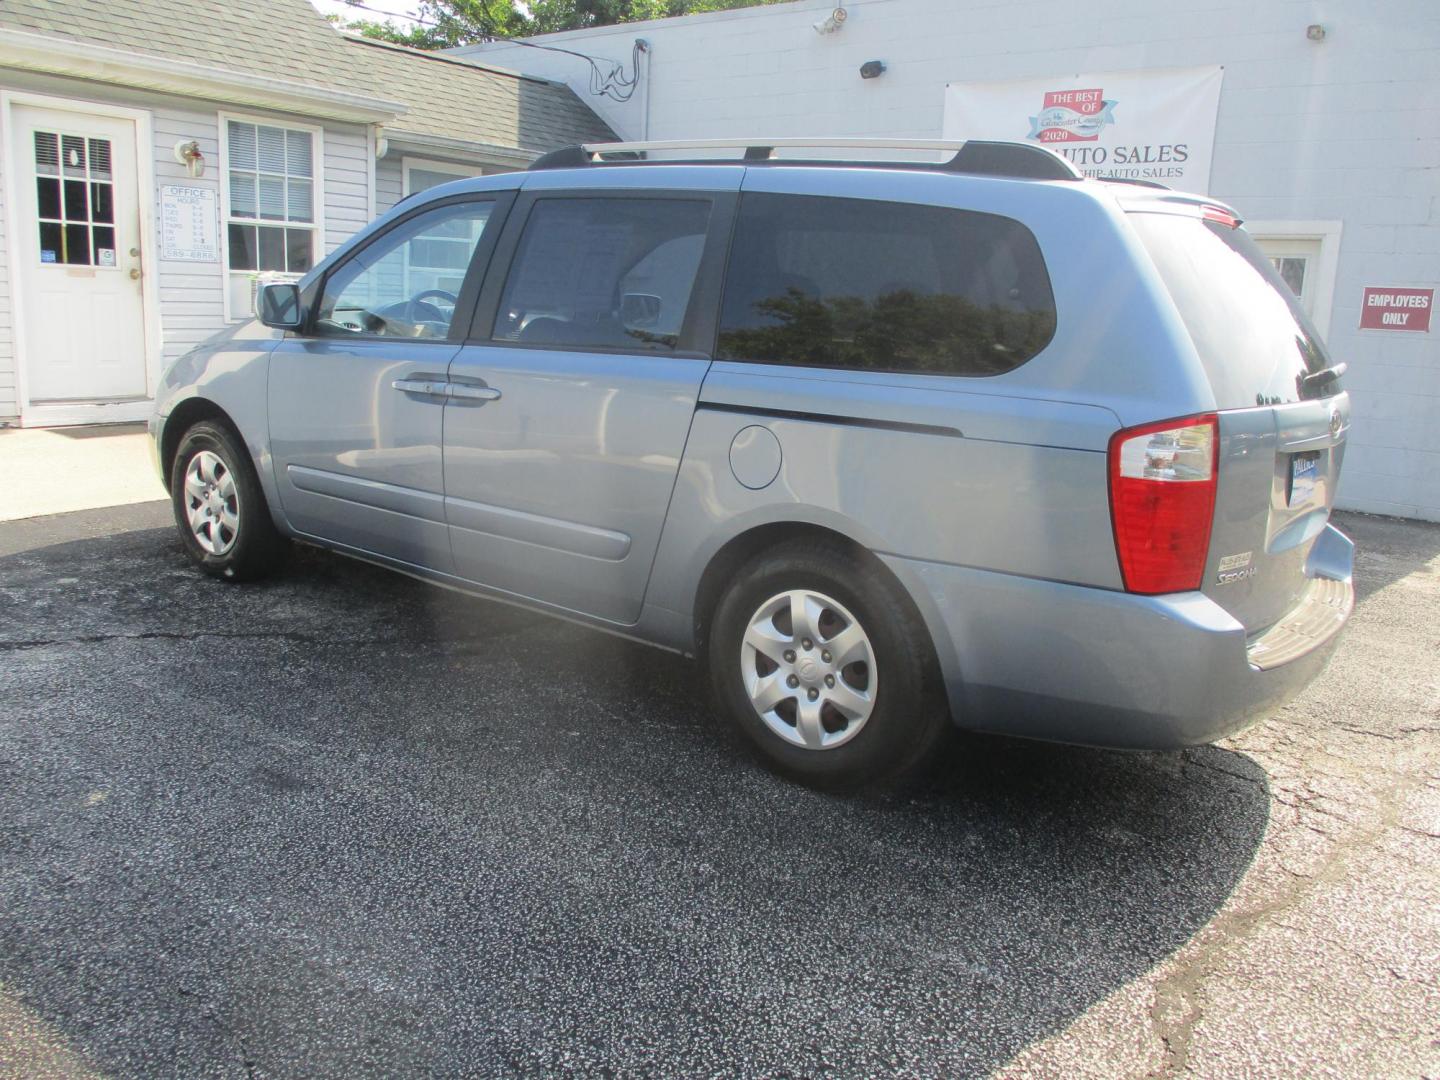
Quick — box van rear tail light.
[1108,414,1219,594]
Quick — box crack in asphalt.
[1144,767,1428,1077]
[0,630,499,652]
[178,987,257,1080]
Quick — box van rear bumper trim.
[881,526,1353,750]
[1246,575,1353,671]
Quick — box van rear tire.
[707,538,948,789]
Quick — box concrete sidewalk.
[0,424,167,523]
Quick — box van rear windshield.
[1130,213,1338,408]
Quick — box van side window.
[314,199,496,340]
[493,197,710,351]
[716,193,1056,376]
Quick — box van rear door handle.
[447,383,502,403]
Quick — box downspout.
[636,38,652,141]
[367,124,380,219]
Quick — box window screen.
[716,193,1056,376]
[493,198,711,351]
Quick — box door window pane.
[315,200,495,339]
[36,177,60,220]
[64,224,90,265]
[92,226,116,264]
[64,179,88,220]
[38,221,62,263]
[90,182,114,223]
[717,193,1056,376]
[493,198,711,351]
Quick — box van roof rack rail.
[528,138,1083,181]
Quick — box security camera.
[813,7,847,34]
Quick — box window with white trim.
[403,159,483,196]
[223,118,320,316]
[399,160,487,306]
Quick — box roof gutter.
[379,129,540,168]
[0,28,407,124]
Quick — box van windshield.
[1130,213,1339,408]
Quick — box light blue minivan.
[151,138,1354,787]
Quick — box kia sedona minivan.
[150,138,1353,788]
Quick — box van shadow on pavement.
[0,521,1270,1077]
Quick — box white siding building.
[459,0,1440,521]
[0,0,610,428]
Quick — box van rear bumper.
[884,524,1354,750]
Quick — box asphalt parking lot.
[1,504,1437,1078]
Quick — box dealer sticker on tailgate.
[1290,452,1320,506]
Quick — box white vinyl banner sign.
[943,66,1225,192]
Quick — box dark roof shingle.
[0,0,614,152]
[342,36,615,151]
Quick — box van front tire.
[708,539,947,789]
[170,420,287,582]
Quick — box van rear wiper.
[1301,361,1347,392]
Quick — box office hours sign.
[943,66,1225,192]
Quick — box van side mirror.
[257,282,304,330]
[620,292,662,329]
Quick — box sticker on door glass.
[41,250,57,263]
[97,248,116,267]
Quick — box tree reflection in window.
[716,194,1057,377]
[718,286,1057,376]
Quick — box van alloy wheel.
[183,450,240,556]
[741,588,877,750]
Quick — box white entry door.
[10,104,147,403]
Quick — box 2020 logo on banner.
[944,66,1224,192]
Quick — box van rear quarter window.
[1130,213,1338,408]
[715,193,1056,376]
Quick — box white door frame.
[1,90,162,426]
[1246,219,1344,340]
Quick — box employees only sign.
[1359,287,1433,332]
[943,66,1225,192]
